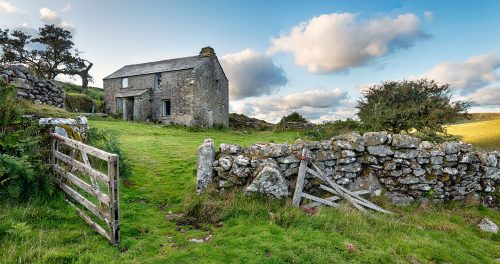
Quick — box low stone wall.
[197,132,499,207]
[0,65,65,108]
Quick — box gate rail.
[50,133,120,245]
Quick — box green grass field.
[1,119,499,263]
[447,114,500,151]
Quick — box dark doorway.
[124,98,134,121]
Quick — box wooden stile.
[50,133,120,245]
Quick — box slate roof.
[114,88,151,98]
[103,55,208,80]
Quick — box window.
[116,98,123,114]
[154,73,162,90]
[122,78,128,88]
[162,100,171,116]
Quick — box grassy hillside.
[56,81,104,102]
[1,120,499,263]
[446,116,500,151]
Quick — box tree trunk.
[81,76,89,94]
[80,62,93,94]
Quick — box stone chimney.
[199,46,215,57]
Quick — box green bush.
[65,93,98,113]
[0,80,54,201]
[276,112,310,131]
[279,112,308,123]
[357,79,472,133]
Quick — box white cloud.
[466,86,500,106]
[0,0,24,14]
[221,49,288,99]
[39,7,75,32]
[268,13,429,73]
[229,89,351,123]
[40,7,62,25]
[419,53,500,93]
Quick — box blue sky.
[1,0,499,122]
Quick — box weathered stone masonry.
[103,47,229,127]
[0,65,65,108]
[197,132,500,207]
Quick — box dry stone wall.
[0,65,65,108]
[197,132,500,207]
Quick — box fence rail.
[50,133,120,245]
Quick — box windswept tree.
[356,79,472,134]
[0,25,93,93]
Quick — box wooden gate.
[50,133,120,245]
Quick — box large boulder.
[196,139,215,194]
[245,161,289,198]
[477,218,498,233]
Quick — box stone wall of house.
[103,49,229,127]
[192,56,229,127]
[0,65,65,108]
[197,132,500,207]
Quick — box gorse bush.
[0,79,54,201]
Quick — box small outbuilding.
[103,47,228,127]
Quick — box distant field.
[446,114,500,151]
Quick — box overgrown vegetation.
[0,79,53,201]
[357,79,472,134]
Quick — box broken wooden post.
[292,149,310,207]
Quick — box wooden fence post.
[292,148,309,207]
[108,154,120,245]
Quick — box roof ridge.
[123,55,201,67]
[103,55,209,80]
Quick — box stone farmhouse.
[103,47,228,127]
